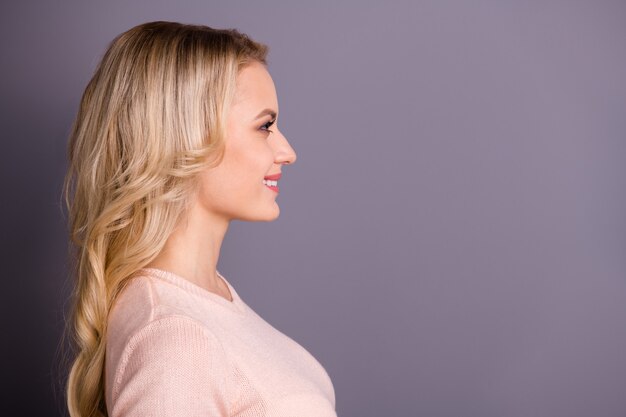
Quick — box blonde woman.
[63,21,337,417]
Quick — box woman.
[63,21,337,417]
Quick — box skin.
[145,61,297,301]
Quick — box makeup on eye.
[260,118,276,133]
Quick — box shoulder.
[116,314,229,381]
[105,275,234,414]
[108,314,233,416]
[107,276,155,341]
[106,273,199,359]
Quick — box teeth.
[263,180,278,186]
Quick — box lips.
[263,173,280,194]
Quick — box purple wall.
[2,1,625,416]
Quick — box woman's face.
[196,61,297,222]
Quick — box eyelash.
[261,119,276,134]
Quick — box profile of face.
[196,61,297,222]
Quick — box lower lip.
[265,183,279,193]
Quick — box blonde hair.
[61,21,268,417]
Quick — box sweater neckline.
[137,267,246,314]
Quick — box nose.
[274,129,297,165]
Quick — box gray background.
[1,1,625,416]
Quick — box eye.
[260,118,276,134]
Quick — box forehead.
[232,62,278,111]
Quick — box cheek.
[230,142,273,178]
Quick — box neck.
[146,199,229,294]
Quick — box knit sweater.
[104,267,337,416]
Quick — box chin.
[263,205,280,222]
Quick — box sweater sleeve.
[109,315,232,417]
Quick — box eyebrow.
[254,108,277,120]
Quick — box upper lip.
[264,173,282,180]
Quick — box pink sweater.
[105,267,337,416]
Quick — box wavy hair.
[61,21,268,417]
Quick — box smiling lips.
[263,173,281,193]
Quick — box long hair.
[61,21,268,417]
